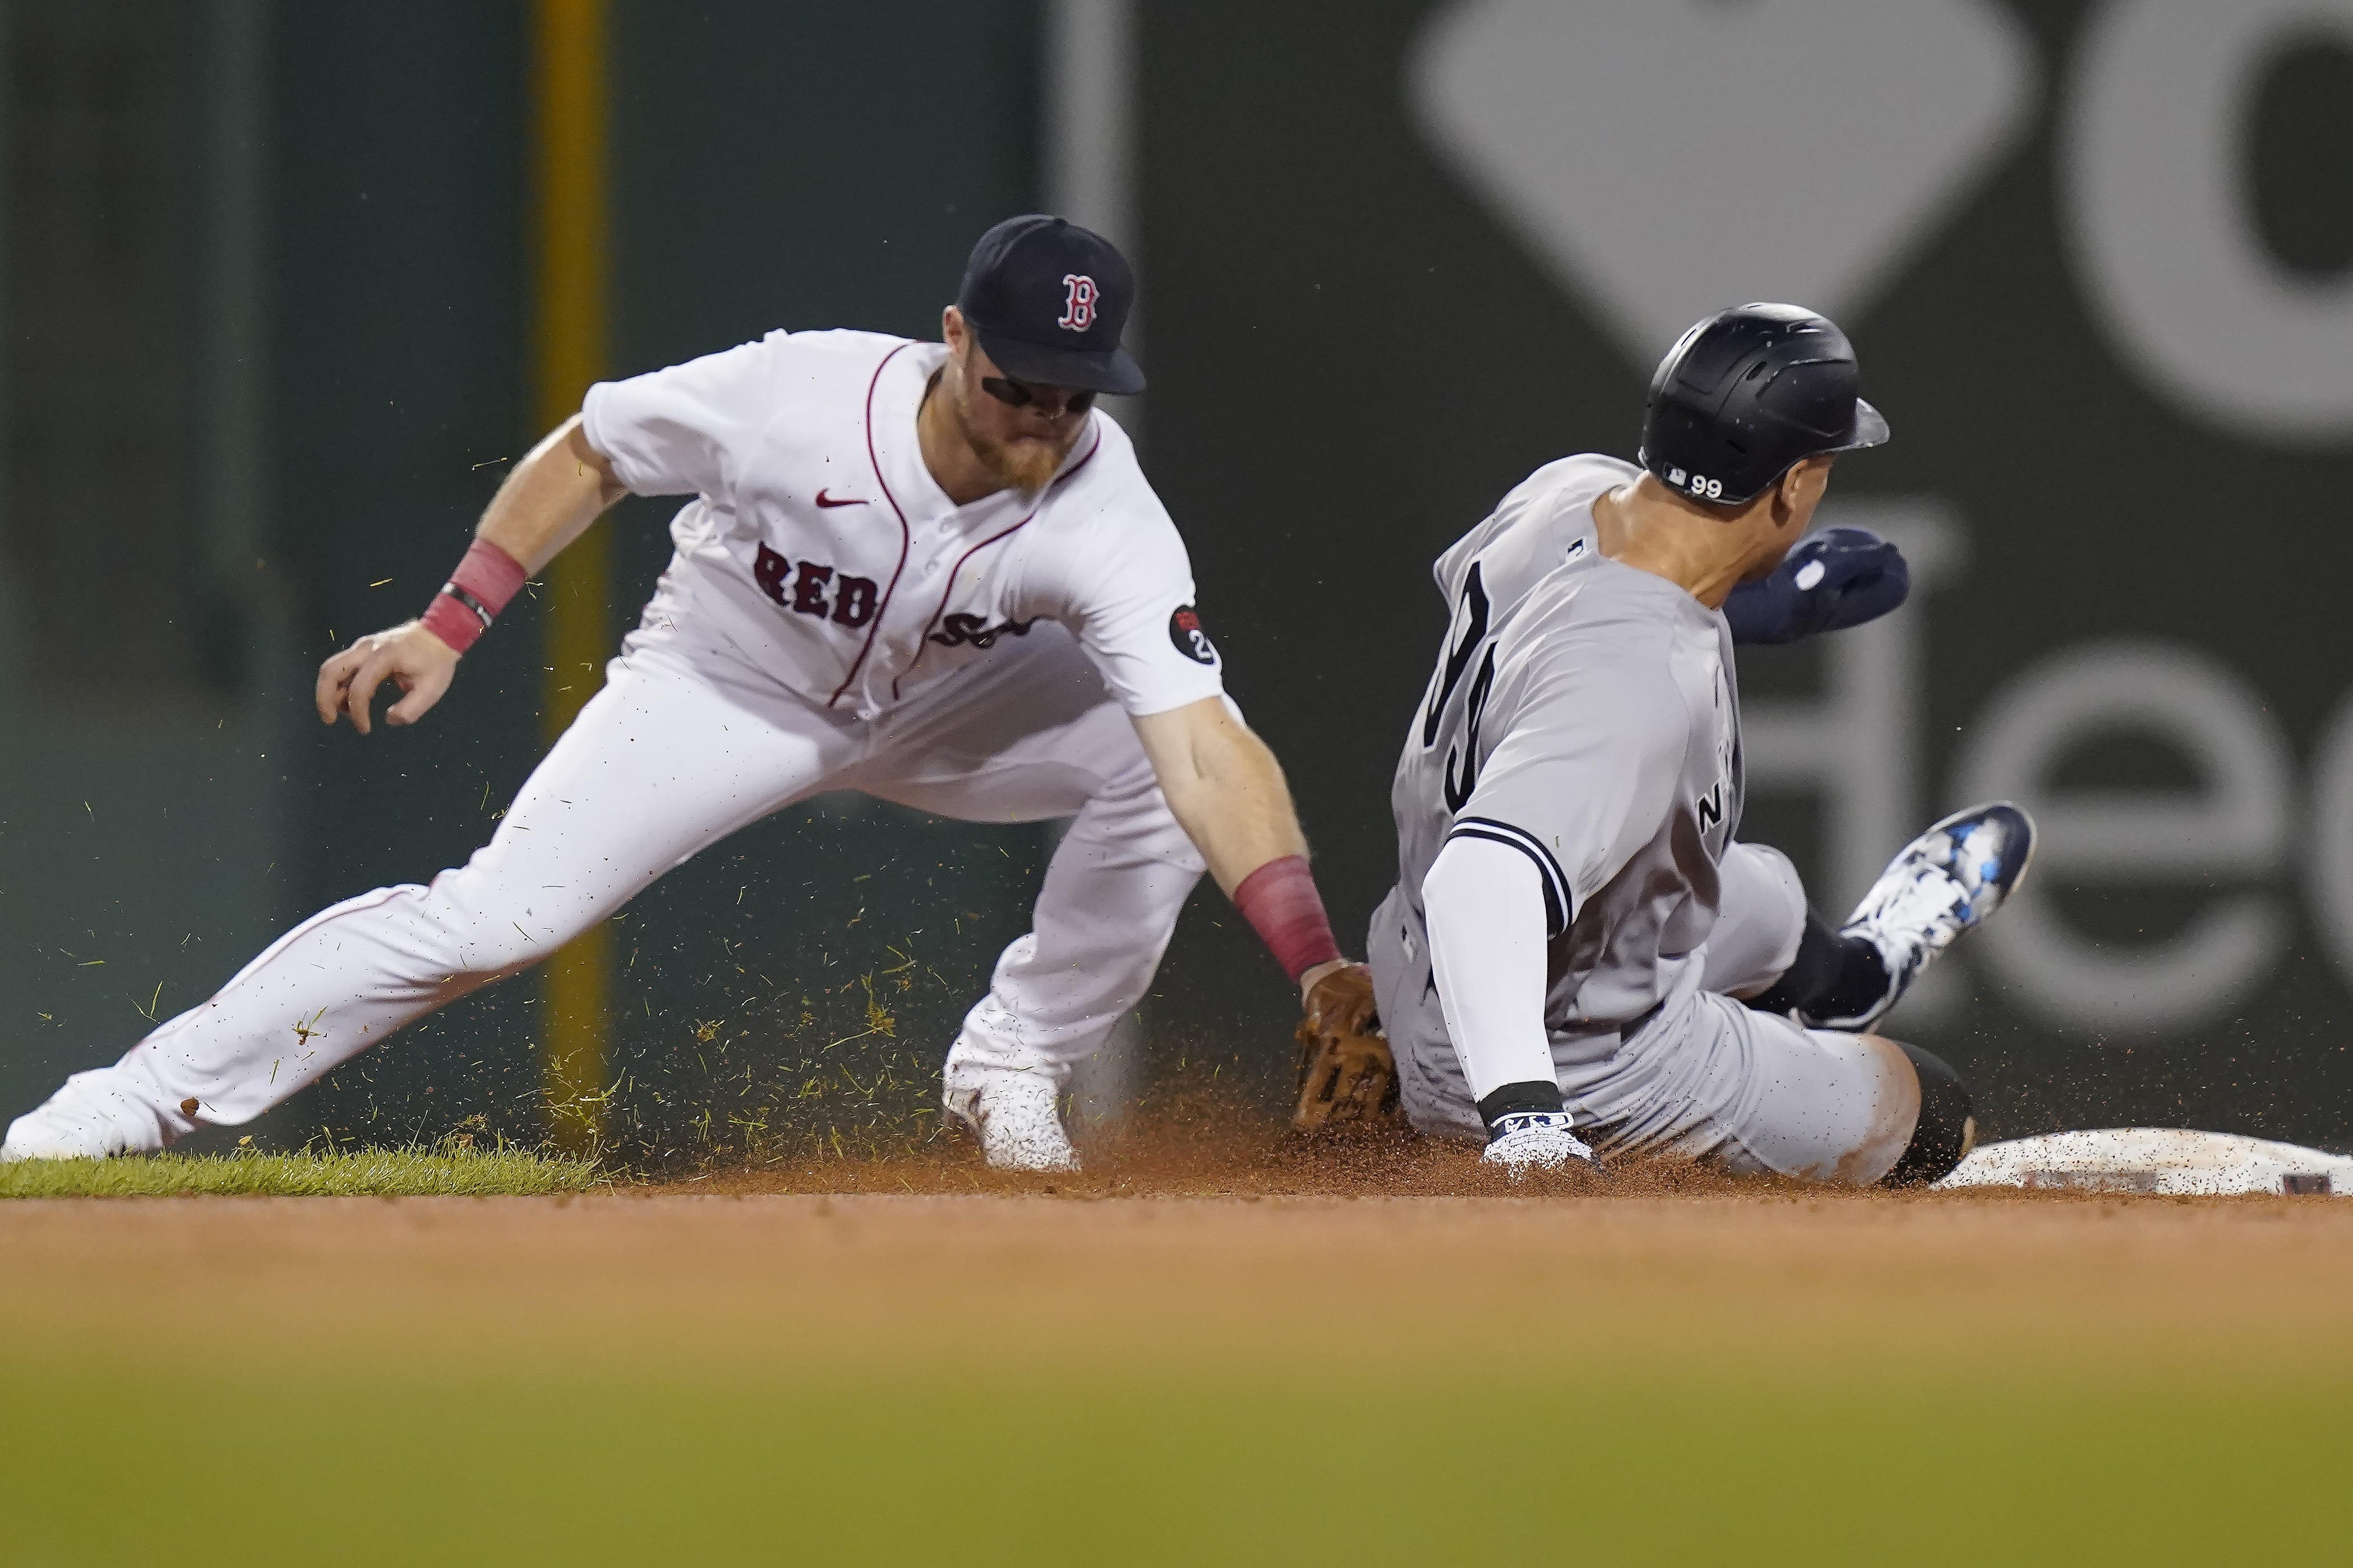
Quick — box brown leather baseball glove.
[1292,961,1401,1131]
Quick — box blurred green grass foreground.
[0,1140,603,1198]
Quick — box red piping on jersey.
[891,428,1103,700]
[827,342,917,709]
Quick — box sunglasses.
[981,374,1096,418]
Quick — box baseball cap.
[956,214,1145,396]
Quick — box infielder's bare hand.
[316,622,461,735]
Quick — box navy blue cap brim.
[974,326,1146,396]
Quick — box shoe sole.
[1819,801,2039,1032]
[1920,798,2038,908]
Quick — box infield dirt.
[4,1157,2351,1564]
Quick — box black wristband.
[1478,1079,1566,1135]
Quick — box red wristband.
[417,539,528,654]
[1233,855,1344,983]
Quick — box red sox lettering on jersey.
[580,328,1219,723]
[751,544,880,628]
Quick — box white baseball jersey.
[581,329,1225,721]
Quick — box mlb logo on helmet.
[958,215,1144,395]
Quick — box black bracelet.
[442,582,495,632]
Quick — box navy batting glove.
[1723,526,1910,645]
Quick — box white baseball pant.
[1374,841,1920,1185]
[40,581,1206,1149]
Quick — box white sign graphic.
[1954,642,2294,1037]
[1409,0,2038,366]
[2064,0,2353,443]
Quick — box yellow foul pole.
[532,0,611,1151]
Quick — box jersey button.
[923,561,940,576]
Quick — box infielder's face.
[940,306,1090,491]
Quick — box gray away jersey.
[1392,453,1743,1060]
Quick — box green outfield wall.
[0,0,1045,1158]
[6,0,2352,1156]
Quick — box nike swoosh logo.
[815,489,866,508]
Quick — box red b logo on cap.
[1057,274,1098,332]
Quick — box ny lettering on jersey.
[1696,781,1725,832]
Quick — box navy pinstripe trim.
[1446,817,1572,937]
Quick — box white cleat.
[3,1102,128,1163]
[2,1070,169,1163]
[1816,801,2038,1031]
[1481,1112,1598,1180]
[942,1068,1080,1173]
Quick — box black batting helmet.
[1638,304,1889,506]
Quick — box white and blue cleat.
[1814,801,2037,1032]
[1481,1112,1599,1180]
